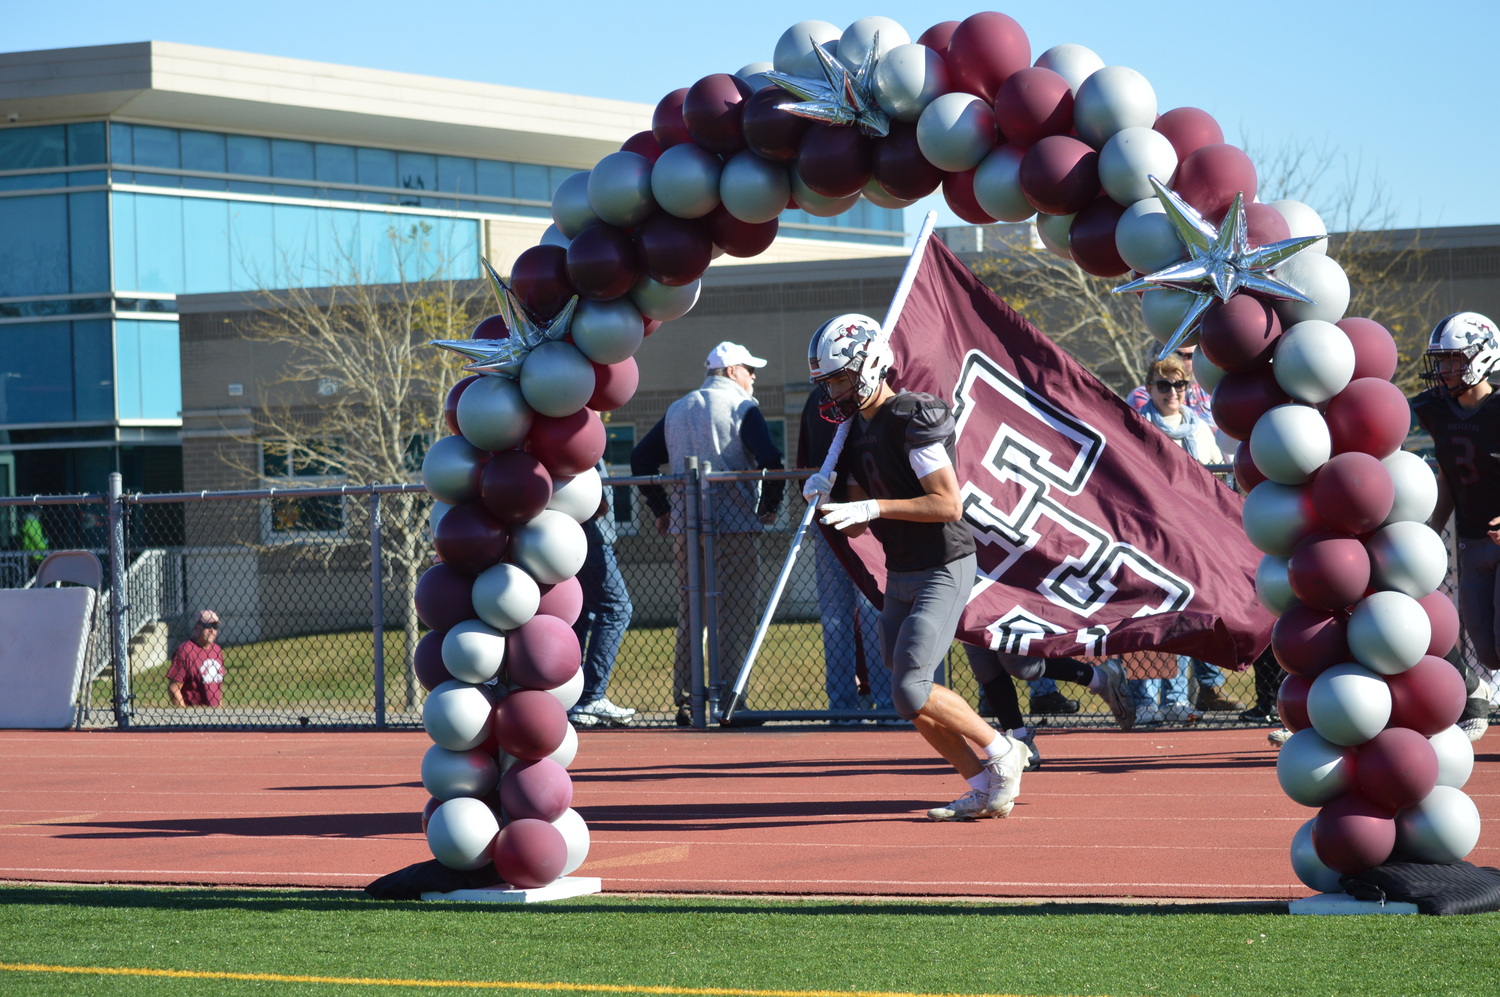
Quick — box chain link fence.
[0,466,1484,731]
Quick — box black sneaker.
[675,707,692,727]
[1239,706,1279,725]
[1029,691,1080,715]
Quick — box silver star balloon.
[430,257,577,378]
[1114,175,1325,359]
[764,31,891,137]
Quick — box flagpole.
[720,211,940,723]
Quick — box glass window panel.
[226,134,270,178]
[72,320,114,421]
[135,320,182,420]
[66,123,107,166]
[397,152,436,194]
[0,125,66,171]
[547,166,574,199]
[604,425,635,466]
[131,126,180,169]
[228,200,274,291]
[437,156,475,194]
[115,319,143,419]
[513,164,550,204]
[0,195,69,297]
[0,174,63,192]
[111,192,137,293]
[356,147,396,189]
[0,321,73,424]
[271,139,314,179]
[315,143,357,185]
[182,198,231,293]
[133,194,185,294]
[180,130,226,173]
[320,208,363,281]
[67,192,109,294]
[475,160,513,199]
[108,123,132,165]
[272,203,320,286]
[67,170,108,187]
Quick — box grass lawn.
[0,886,1495,997]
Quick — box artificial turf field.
[1,886,1497,997]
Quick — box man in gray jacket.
[632,341,785,725]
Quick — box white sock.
[1010,726,1030,740]
[981,733,1010,760]
[966,772,988,790]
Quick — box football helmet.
[808,313,892,422]
[1423,311,1499,394]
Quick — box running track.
[2,727,1496,900]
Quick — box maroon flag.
[826,237,1273,667]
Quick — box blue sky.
[9,1,1496,235]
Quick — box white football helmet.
[1423,311,1499,393]
[808,313,892,422]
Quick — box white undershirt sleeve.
[909,441,952,479]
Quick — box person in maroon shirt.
[168,609,226,707]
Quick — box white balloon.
[427,796,500,870]
[1381,450,1439,526]
[429,500,452,538]
[973,144,1033,222]
[1395,785,1481,864]
[587,151,656,228]
[1347,590,1431,675]
[1272,253,1350,326]
[1241,480,1317,557]
[1140,287,1198,344]
[471,562,540,631]
[1269,199,1328,256]
[630,274,700,322]
[773,20,841,77]
[1276,728,1353,807]
[570,298,644,366]
[1098,127,1178,206]
[511,509,588,585]
[421,433,489,506]
[1290,818,1344,894]
[1255,555,1295,616]
[551,807,591,876]
[520,341,595,419]
[1073,65,1157,148]
[422,680,495,751]
[872,42,949,122]
[1035,211,1074,259]
[916,92,997,173]
[454,376,533,454]
[1429,725,1475,789]
[790,172,860,217]
[548,718,580,767]
[838,16,909,69]
[1115,197,1186,275]
[1307,662,1392,746]
[442,620,507,684]
[735,61,775,90]
[1273,320,1355,404]
[539,224,570,249]
[550,171,597,239]
[719,149,790,224]
[1367,521,1449,598]
[547,467,603,524]
[1191,344,1226,393]
[650,142,722,220]
[547,668,586,715]
[1249,404,1331,485]
[421,744,500,802]
[1034,43,1105,95]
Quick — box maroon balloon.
[1232,441,1266,492]
[506,613,583,690]
[500,758,574,823]
[471,315,509,340]
[537,575,583,627]
[1312,794,1396,875]
[916,20,961,56]
[444,375,481,435]
[414,563,477,633]
[707,205,778,258]
[565,223,639,301]
[1277,673,1313,732]
[491,689,569,761]
[682,73,754,156]
[1211,367,1292,442]
[1173,143,1257,223]
[434,502,510,576]
[1271,600,1349,678]
[414,629,454,693]
[651,88,692,150]
[944,11,1031,104]
[942,167,998,225]
[1309,452,1395,535]
[589,357,639,412]
[480,450,553,525]
[796,124,873,198]
[1019,134,1099,215]
[1355,727,1439,812]
[1324,378,1411,458]
[620,129,663,163]
[1244,202,1291,248]
[634,212,712,286]
[1199,293,1282,373]
[509,245,575,322]
[421,795,442,834]
[1068,196,1129,277]
[742,85,812,162]
[871,121,944,200]
[1418,591,1460,658]
[491,817,568,888]
[1153,106,1224,163]
[527,408,606,478]
[1336,317,1400,381]
[993,66,1074,147]
[1286,532,1371,611]
[1387,654,1468,735]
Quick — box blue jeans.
[1129,655,1191,708]
[815,530,891,711]
[1192,659,1223,689]
[573,519,632,705]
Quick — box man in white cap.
[168,610,226,707]
[632,341,785,725]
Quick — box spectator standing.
[631,342,785,726]
[168,610,225,707]
[569,459,635,727]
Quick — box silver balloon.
[429,500,452,538]
[547,466,603,524]
[1381,450,1439,526]
[471,561,540,631]
[1248,404,1331,485]
[862,176,917,210]
[915,92,997,173]
[1272,253,1350,326]
[442,619,507,684]
[1191,344,1226,393]
[1035,210,1074,259]
[1073,65,1157,149]
[539,224,571,249]
[650,142,722,220]
[551,171,597,240]
[423,680,495,751]
[1307,662,1391,746]
[421,744,500,802]
[1276,728,1352,807]
[1289,818,1345,894]
[1140,287,1199,345]
[570,297,644,366]
[1347,590,1431,675]
[736,61,775,90]
[427,796,501,870]
[510,509,588,585]
[838,16,909,69]
[719,149,791,225]
[1273,320,1355,404]
[422,434,488,506]
[1255,555,1295,616]
[1395,785,1481,864]
[1098,126,1178,206]
[973,145,1034,223]
[1242,480,1317,557]
[630,274,700,322]
[587,151,656,228]
[519,340,595,419]
[455,376,533,454]
[1429,725,1475,789]
[1367,521,1448,598]
[1034,43,1105,95]
[552,806,591,876]
[791,173,860,217]
[1270,199,1329,256]
[871,42,949,122]
[1115,197,1186,275]
[773,20,841,77]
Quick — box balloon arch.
[410,12,1480,894]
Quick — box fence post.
[698,463,720,722]
[106,472,132,729]
[683,458,705,728]
[369,490,387,728]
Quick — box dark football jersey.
[837,391,976,572]
[1412,388,1500,539]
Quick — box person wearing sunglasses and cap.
[168,610,226,707]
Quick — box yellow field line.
[0,962,1037,997]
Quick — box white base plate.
[1289,891,1418,915]
[421,876,602,903]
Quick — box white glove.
[802,470,836,503]
[819,499,879,530]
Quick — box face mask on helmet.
[1422,312,1500,394]
[808,314,890,423]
